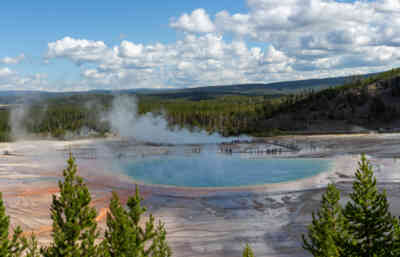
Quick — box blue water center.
[122,155,331,187]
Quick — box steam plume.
[108,95,250,144]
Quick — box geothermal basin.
[3,135,400,257]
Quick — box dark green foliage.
[0,67,399,139]
[302,184,348,257]
[369,97,386,115]
[0,110,11,142]
[42,154,99,257]
[0,155,172,257]
[242,244,254,257]
[102,192,136,257]
[26,234,40,257]
[0,192,9,257]
[304,154,400,257]
[102,188,171,257]
[136,68,400,135]
[151,222,171,257]
[0,192,27,257]
[344,155,398,257]
[23,101,110,139]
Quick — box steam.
[10,104,30,139]
[108,95,250,144]
[10,99,48,140]
[8,94,251,144]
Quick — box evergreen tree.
[102,187,171,257]
[0,192,9,257]
[26,234,40,257]
[392,219,400,257]
[302,184,348,257]
[242,244,254,257]
[343,154,398,257]
[0,192,26,257]
[42,154,99,257]
[102,192,137,257]
[150,222,171,257]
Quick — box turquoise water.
[122,155,331,187]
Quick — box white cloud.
[46,34,298,90]
[1,54,25,65]
[197,0,400,73]
[170,9,216,33]
[38,0,400,91]
[46,37,108,64]
[263,45,292,64]
[215,11,252,37]
[0,67,49,91]
[119,41,144,58]
[0,68,13,76]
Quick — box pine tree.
[26,234,40,257]
[302,184,348,257]
[102,187,171,257]
[42,154,99,257]
[150,222,171,257]
[343,154,398,257]
[102,192,137,257]
[242,244,254,257]
[392,219,400,257]
[0,192,9,257]
[0,192,26,257]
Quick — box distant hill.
[260,68,400,133]
[0,68,398,138]
[0,74,367,104]
[131,75,368,100]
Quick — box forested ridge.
[0,68,399,140]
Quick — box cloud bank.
[0,67,48,90]
[3,0,400,91]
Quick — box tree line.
[0,68,400,141]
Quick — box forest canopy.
[0,68,399,141]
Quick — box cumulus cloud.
[215,11,252,37]
[170,9,216,33]
[0,67,48,90]
[213,0,400,70]
[46,34,297,90]
[168,0,400,72]
[39,0,400,91]
[46,37,108,64]
[1,54,25,65]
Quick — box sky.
[0,0,399,91]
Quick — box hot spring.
[120,154,331,188]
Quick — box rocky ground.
[0,134,399,257]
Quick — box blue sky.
[0,0,399,91]
[0,1,246,79]
[1,1,246,54]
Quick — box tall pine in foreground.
[0,192,26,257]
[303,154,400,257]
[102,188,171,257]
[344,154,398,257]
[302,184,349,257]
[42,154,99,257]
